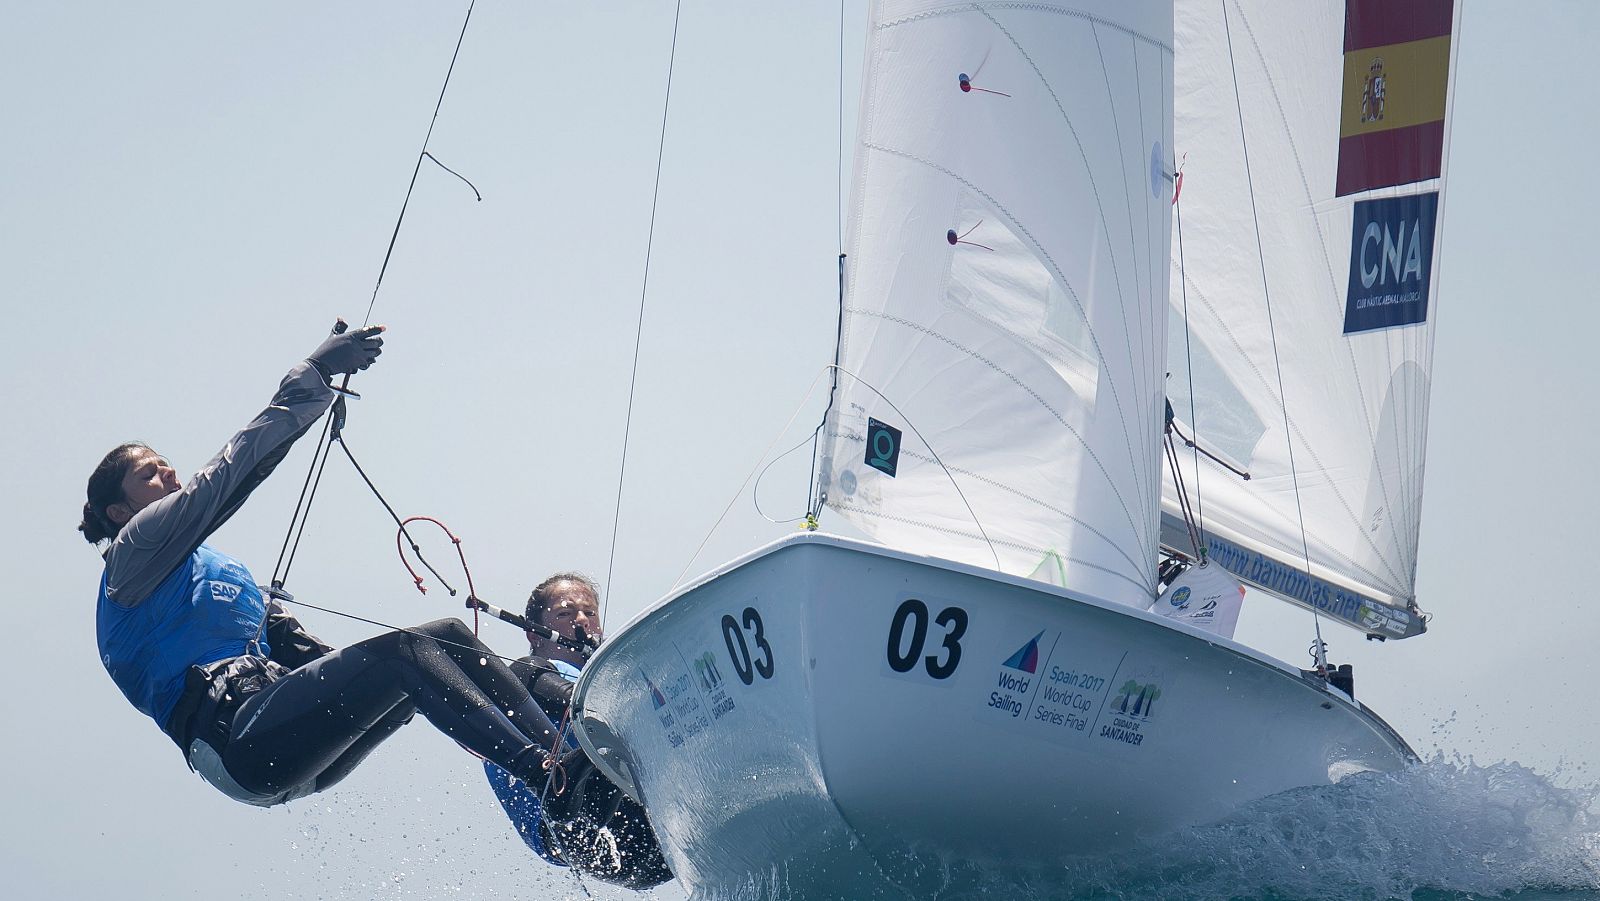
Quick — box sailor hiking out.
[78,325,653,885]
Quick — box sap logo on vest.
[207,581,242,603]
[1343,191,1438,334]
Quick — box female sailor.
[80,324,569,808]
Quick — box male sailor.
[482,573,673,889]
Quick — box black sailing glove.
[306,321,386,380]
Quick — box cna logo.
[1110,679,1163,720]
[1002,631,1044,673]
[1344,192,1438,333]
[694,651,723,691]
[1169,586,1192,609]
[1360,56,1386,122]
[640,670,668,710]
[207,581,241,603]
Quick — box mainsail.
[1164,0,1455,638]
[817,0,1175,610]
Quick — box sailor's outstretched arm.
[103,361,338,605]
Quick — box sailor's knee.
[413,617,472,639]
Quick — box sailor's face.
[110,449,181,525]
[543,586,601,645]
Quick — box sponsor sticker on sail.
[1344,192,1439,333]
[1335,0,1453,196]
[1150,562,1245,639]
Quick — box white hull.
[572,534,1412,899]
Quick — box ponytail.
[79,442,150,545]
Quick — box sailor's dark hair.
[525,571,601,625]
[78,442,152,545]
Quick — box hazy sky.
[2,2,1596,898]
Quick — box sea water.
[696,756,1600,901]
[285,755,1600,900]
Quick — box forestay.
[817,0,1175,610]
[1165,0,1455,638]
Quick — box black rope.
[805,252,847,523]
[333,433,457,595]
[268,0,478,599]
[1164,431,1203,560]
[270,409,337,589]
[362,0,479,328]
[277,421,340,589]
[421,151,482,201]
[1169,419,1252,480]
[1174,190,1210,540]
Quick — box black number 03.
[722,607,775,686]
[886,598,968,679]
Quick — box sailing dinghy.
[570,0,1452,896]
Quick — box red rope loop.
[394,515,482,634]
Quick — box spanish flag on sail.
[1335,0,1454,197]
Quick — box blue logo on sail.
[1003,631,1044,673]
[865,418,902,477]
[1344,192,1438,334]
[1169,586,1191,609]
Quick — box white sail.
[817,0,1175,609]
[1164,0,1455,637]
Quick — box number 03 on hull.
[571,533,1413,898]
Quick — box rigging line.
[1221,1,1325,670]
[757,434,827,525]
[806,253,848,520]
[271,411,337,586]
[269,595,525,667]
[1165,433,1203,559]
[838,0,846,253]
[1174,192,1205,541]
[1401,0,1466,593]
[675,366,836,591]
[273,410,343,590]
[828,363,1003,572]
[269,2,477,599]
[335,433,458,595]
[361,0,478,328]
[601,0,683,635]
[1228,2,1408,583]
[805,0,851,522]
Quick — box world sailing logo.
[987,631,1042,719]
[641,669,668,710]
[1003,631,1043,673]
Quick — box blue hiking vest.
[96,544,270,734]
